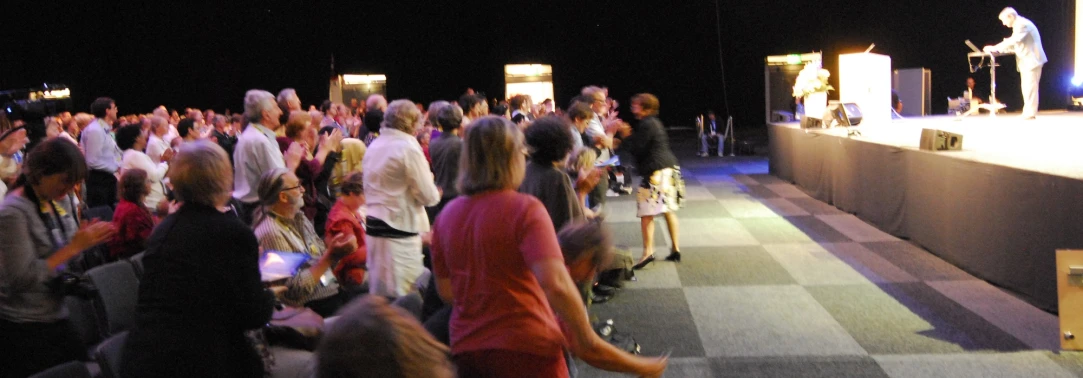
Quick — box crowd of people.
[0,85,685,377]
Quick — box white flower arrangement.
[792,61,834,98]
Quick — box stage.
[768,111,1083,312]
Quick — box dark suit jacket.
[121,203,274,378]
[622,116,679,179]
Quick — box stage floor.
[774,111,1083,181]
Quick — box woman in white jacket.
[116,125,172,212]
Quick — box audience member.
[0,138,113,378]
[282,116,343,233]
[519,116,585,231]
[116,124,171,213]
[567,146,601,217]
[177,118,201,143]
[58,117,80,145]
[510,94,535,125]
[233,89,302,224]
[567,101,594,150]
[331,138,365,198]
[108,168,154,259]
[315,295,455,378]
[81,97,123,208]
[277,88,302,127]
[145,115,172,164]
[320,100,348,136]
[325,172,368,289]
[431,116,666,377]
[211,114,237,159]
[252,168,357,317]
[0,128,28,198]
[362,95,388,145]
[424,102,463,220]
[121,141,275,378]
[558,218,615,302]
[458,93,487,125]
[363,99,440,298]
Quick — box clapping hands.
[326,232,357,259]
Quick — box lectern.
[839,53,892,126]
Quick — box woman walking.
[613,93,683,269]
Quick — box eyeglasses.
[282,184,303,192]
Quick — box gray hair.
[168,141,233,208]
[253,167,291,226]
[999,7,1017,18]
[366,94,388,112]
[244,89,277,123]
[149,115,168,132]
[381,99,421,134]
[426,100,450,127]
[277,88,298,109]
[434,103,464,132]
[581,85,605,98]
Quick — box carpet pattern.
[578,151,1081,377]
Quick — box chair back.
[86,261,140,337]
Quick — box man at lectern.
[983,7,1047,119]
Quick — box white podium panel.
[839,53,892,125]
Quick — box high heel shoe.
[632,255,656,270]
[664,250,681,263]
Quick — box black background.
[3,1,1074,128]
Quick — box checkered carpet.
[579,138,1083,377]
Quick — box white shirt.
[164,124,179,145]
[58,132,79,146]
[363,128,440,233]
[586,113,611,162]
[146,134,170,164]
[80,119,121,172]
[121,149,169,209]
[233,123,285,203]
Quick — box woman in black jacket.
[613,93,684,270]
[121,141,274,378]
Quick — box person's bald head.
[366,95,388,112]
[999,7,1018,27]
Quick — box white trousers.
[1020,65,1043,118]
[365,235,423,298]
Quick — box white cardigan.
[121,149,169,209]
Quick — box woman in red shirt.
[430,116,667,377]
[324,171,367,289]
[109,168,155,260]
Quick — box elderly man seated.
[253,167,358,317]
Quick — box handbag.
[672,167,686,207]
[264,305,325,351]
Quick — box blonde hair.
[566,146,598,174]
[457,116,525,195]
[168,141,233,207]
[333,138,366,189]
[73,113,94,129]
